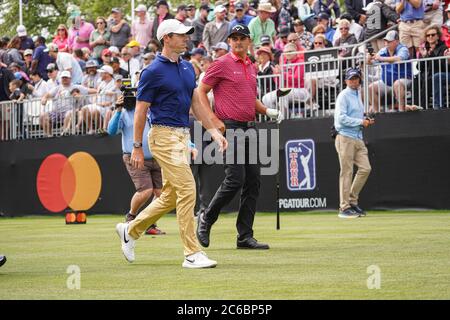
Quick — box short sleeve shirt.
[137,54,197,128]
[109,20,132,49]
[202,52,257,122]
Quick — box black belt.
[223,120,256,128]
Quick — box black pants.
[203,122,261,241]
[191,163,211,213]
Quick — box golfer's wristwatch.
[133,142,142,148]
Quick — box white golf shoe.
[182,251,217,269]
[116,223,135,263]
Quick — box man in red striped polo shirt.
[196,24,281,250]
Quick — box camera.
[365,112,376,121]
[120,79,137,110]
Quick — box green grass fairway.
[1,212,450,300]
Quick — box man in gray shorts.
[108,95,165,235]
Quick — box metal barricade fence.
[0,92,120,141]
[1,54,449,141]
[258,51,450,121]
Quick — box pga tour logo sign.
[286,139,316,191]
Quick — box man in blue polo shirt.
[31,36,54,81]
[367,30,412,112]
[115,19,227,269]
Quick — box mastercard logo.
[36,152,102,213]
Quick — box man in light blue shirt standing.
[334,68,375,219]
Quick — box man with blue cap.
[334,68,374,219]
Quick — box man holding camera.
[334,68,374,219]
[107,95,165,235]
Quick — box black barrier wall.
[1,110,449,216]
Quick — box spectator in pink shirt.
[53,24,69,52]
[131,4,153,49]
[68,16,95,52]
[262,43,310,117]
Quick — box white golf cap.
[98,65,114,75]
[17,25,27,37]
[134,4,147,12]
[156,19,194,41]
[214,5,227,14]
[384,30,399,42]
[211,42,229,51]
[60,70,72,78]
[108,46,120,54]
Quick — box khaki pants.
[335,134,372,211]
[398,20,425,48]
[128,126,200,256]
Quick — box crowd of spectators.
[1,0,450,139]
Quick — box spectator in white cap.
[202,5,230,53]
[16,25,35,53]
[39,69,95,137]
[141,52,156,70]
[108,46,121,58]
[132,4,152,50]
[23,49,33,74]
[211,41,229,59]
[78,64,116,134]
[46,43,84,85]
[367,30,413,112]
[120,46,140,85]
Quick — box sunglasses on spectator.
[230,36,247,41]
[58,29,65,31]
[426,33,437,37]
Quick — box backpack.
[1,49,14,66]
